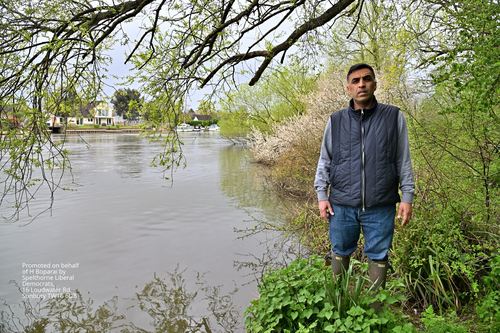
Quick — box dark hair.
[347,63,376,83]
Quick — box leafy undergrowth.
[244,255,414,333]
[244,254,500,332]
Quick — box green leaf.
[347,306,366,316]
[301,308,313,319]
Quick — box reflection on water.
[219,146,284,222]
[1,266,240,332]
[113,134,146,177]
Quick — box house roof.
[191,114,212,121]
[78,101,111,117]
[77,102,96,117]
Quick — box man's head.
[346,63,377,110]
[346,63,376,83]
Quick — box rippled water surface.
[0,132,291,332]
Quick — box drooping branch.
[248,0,356,85]
[192,0,357,88]
[0,0,363,220]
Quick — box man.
[314,63,414,293]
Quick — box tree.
[45,87,83,125]
[414,0,500,224]
[1,0,358,104]
[196,101,216,116]
[111,88,142,120]
[218,60,317,142]
[0,0,375,219]
[322,0,428,88]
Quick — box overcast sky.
[101,16,218,113]
[104,44,212,112]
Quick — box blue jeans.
[329,204,396,261]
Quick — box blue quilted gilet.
[328,98,400,208]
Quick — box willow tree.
[217,59,317,142]
[321,0,429,87]
[0,0,363,220]
[414,0,500,225]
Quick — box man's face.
[346,68,377,109]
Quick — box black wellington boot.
[368,258,388,312]
[331,251,350,281]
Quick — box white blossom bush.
[250,69,345,164]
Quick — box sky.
[104,44,211,112]
[102,18,217,112]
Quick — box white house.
[92,102,114,126]
[46,101,114,127]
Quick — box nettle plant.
[244,255,414,333]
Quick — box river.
[0,131,297,332]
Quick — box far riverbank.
[61,128,142,134]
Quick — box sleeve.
[397,111,415,203]
[314,118,333,202]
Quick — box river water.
[0,132,296,332]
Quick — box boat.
[207,124,220,131]
[175,123,194,132]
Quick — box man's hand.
[397,202,412,226]
[319,200,334,222]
